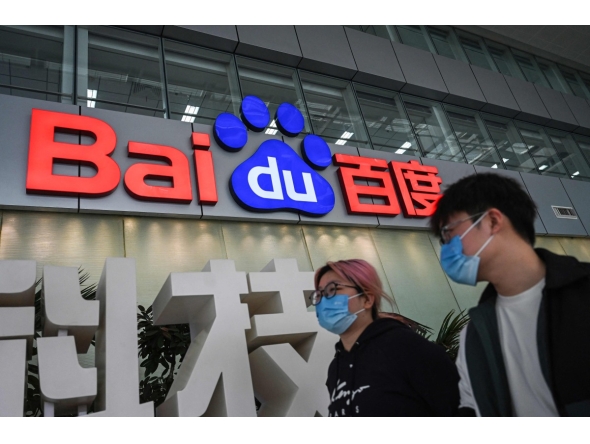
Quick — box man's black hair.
[430,173,537,246]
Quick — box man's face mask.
[440,211,494,286]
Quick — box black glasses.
[439,211,487,245]
[309,282,360,306]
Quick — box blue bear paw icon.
[214,96,335,216]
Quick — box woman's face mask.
[440,211,494,286]
[315,293,365,335]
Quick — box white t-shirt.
[456,278,559,416]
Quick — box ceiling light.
[572,171,580,176]
[401,142,412,149]
[395,149,406,154]
[87,89,97,108]
[491,164,498,169]
[340,131,354,139]
[265,120,278,135]
[539,165,548,170]
[502,158,509,162]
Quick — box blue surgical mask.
[440,212,494,286]
[315,293,364,335]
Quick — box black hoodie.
[326,318,460,417]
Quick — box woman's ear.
[363,293,376,310]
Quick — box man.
[430,173,590,417]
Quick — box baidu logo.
[213,96,335,216]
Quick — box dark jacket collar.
[479,247,590,304]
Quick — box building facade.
[2,25,590,416]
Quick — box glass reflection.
[545,129,590,181]
[299,71,369,148]
[236,57,310,134]
[536,58,571,94]
[560,67,590,99]
[455,30,494,70]
[354,84,419,155]
[514,121,568,177]
[80,27,165,117]
[444,105,504,168]
[164,40,240,124]
[396,26,432,53]
[485,40,525,80]
[0,25,69,102]
[401,95,463,162]
[511,49,550,88]
[426,26,467,62]
[481,113,538,174]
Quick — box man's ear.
[487,208,504,235]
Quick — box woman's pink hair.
[314,259,393,319]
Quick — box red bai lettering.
[26,109,120,196]
[192,132,218,205]
[124,142,193,203]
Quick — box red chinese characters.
[334,154,442,218]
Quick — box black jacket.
[465,248,590,416]
[326,318,460,416]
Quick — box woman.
[312,259,459,417]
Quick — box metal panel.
[236,26,302,67]
[161,26,239,53]
[0,211,124,286]
[297,143,379,227]
[504,75,551,125]
[370,229,460,333]
[421,158,477,191]
[392,42,448,101]
[433,54,486,110]
[559,178,590,236]
[295,26,358,80]
[471,66,520,118]
[79,107,201,218]
[474,166,547,235]
[355,149,430,230]
[520,172,587,236]
[534,85,579,132]
[201,127,299,224]
[557,237,590,261]
[0,95,79,212]
[221,221,312,274]
[345,28,406,91]
[563,94,590,137]
[123,217,227,307]
[426,232,487,312]
[300,225,396,312]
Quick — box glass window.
[444,105,504,169]
[354,84,420,156]
[345,26,399,42]
[511,49,550,88]
[484,40,525,80]
[481,113,537,174]
[401,95,463,162]
[558,66,590,99]
[455,30,495,70]
[536,58,571,94]
[426,26,467,62]
[236,56,310,135]
[395,26,433,53]
[574,134,590,167]
[78,26,165,117]
[545,129,590,181]
[299,71,370,148]
[514,121,568,177]
[0,25,73,103]
[164,41,241,124]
